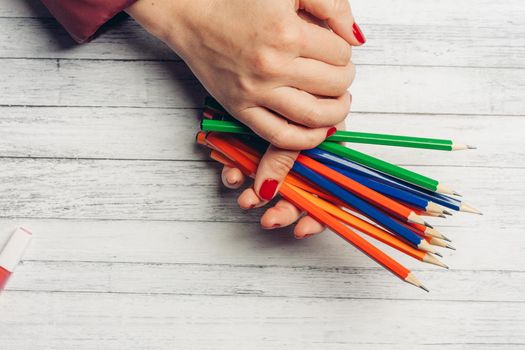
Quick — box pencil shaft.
[201,119,455,151]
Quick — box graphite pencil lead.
[438,214,447,218]
[467,145,477,149]
[445,243,456,251]
[419,285,430,293]
[434,252,443,258]
[453,191,463,197]
[442,235,452,242]
[443,210,453,216]
[423,221,434,229]
[405,273,428,291]
[460,203,483,215]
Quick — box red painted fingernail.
[272,224,281,228]
[352,22,366,44]
[249,204,256,209]
[326,127,337,138]
[259,179,278,200]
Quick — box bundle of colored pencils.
[197,96,481,291]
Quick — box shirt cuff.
[41,0,138,43]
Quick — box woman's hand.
[127,0,364,236]
[127,0,361,150]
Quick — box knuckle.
[250,49,279,77]
[272,21,301,48]
[268,129,288,148]
[339,44,352,65]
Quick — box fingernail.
[326,127,337,138]
[352,22,366,44]
[272,224,281,228]
[259,179,279,200]
[249,204,256,209]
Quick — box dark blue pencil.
[291,162,437,253]
[303,148,481,214]
[323,163,448,214]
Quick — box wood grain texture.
[0,107,523,167]
[0,159,515,228]
[2,18,524,68]
[1,0,524,349]
[0,292,524,350]
[1,59,524,115]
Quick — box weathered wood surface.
[0,0,524,349]
[1,59,524,115]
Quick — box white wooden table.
[1,1,524,349]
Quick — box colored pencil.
[291,162,437,253]
[201,112,474,151]
[304,148,482,214]
[295,154,429,226]
[289,184,447,268]
[202,132,429,289]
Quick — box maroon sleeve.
[41,0,138,43]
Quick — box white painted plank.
[4,260,523,302]
[3,0,525,28]
[0,159,515,228]
[0,292,523,349]
[0,107,522,168]
[1,19,523,68]
[1,59,523,115]
[0,218,519,271]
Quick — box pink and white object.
[0,227,32,291]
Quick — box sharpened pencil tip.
[424,222,434,229]
[434,252,443,258]
[446,243,456,251]
[419,285,430,293]
[467,145,477,149]
[438,214,447,218]
[442,235,452,242]
[453,191,462,197]
[443,210,453,216]
[460,203,483,215]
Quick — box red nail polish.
[272,224,281,228]
[352,22,366,44]
[326,127,337,138]
[249,204,256,209]
[259,179,278,200]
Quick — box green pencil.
[200,119,458,194]
[200,119,474,151]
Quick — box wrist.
[125,0,190,51]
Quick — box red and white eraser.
[0,227,32,291]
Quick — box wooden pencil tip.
[405,273,428,292]
[442,235,452,242]
[438,214,447,218]
[443,210,453,216]
[423,254,449,269]
[424,221,434,229]
[446,243,456,251]
[467,145,477,149]
[460,203,483,215]
[434,252,443,258]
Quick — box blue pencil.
[291,162,437,253]
[303,148,480,214]
[324,163,448,214]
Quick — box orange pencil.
[201,132,429,291]
[288,184,448,268]
[296,154,429,227]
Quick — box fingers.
[294,215,326,239]
[298,0,366,46]
[236,106,334,150]
[262,87,350,128]
[221,166,245,189]
[299,20,352,66]
[253,145,299,202]
[260,199,302,229]
[288,57,355,97]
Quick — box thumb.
[297,0,366,46]
[254,145,299,202]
